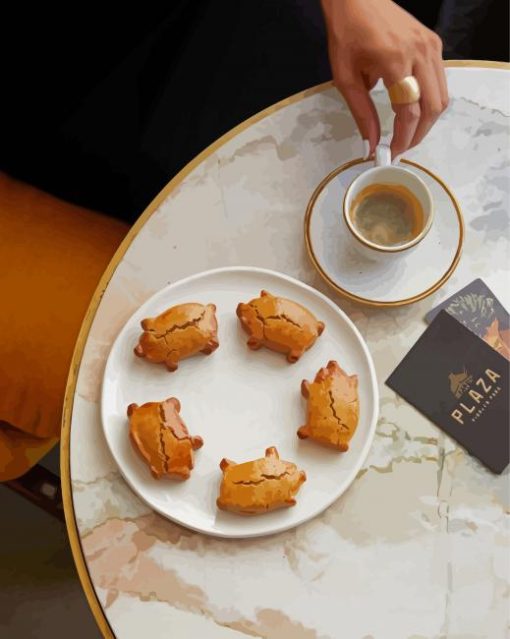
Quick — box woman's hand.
[321,0,449,159]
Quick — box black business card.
[387,310,509,474]
[425,278,510,361]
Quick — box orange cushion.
[0,172,128,477]
[0,422,58,481]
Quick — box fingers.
[335,75,380,156]
[433,57,449,133]
[326,33,380,156]
[330,34,448,159]
[408,58,444,149]
[434,53,449,113]
[382,32,447,157]
[389,102,421,159]
[383,66,420,159]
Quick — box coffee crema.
[348,183,424,247]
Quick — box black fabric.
[1,1,508,223]
[436,0,509,60]
[1,1,330,221]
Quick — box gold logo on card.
[449,368,473,398]
[450,368,502,425]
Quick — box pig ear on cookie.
[141,318,153,330]
[265,446,279,459]
[316,366,330,382]
[127,403,138,416]
[164,397,181,412]
[220,458,236,471]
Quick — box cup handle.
[375,144,391,167]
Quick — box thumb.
[336,76,380,157]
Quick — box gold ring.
[388,75,421,105]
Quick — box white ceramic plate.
[305,159,464,307]
[101,267,378,538]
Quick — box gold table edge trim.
[304,157,464,307]
[60,60,508,639]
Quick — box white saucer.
[101,267,378,539]
[305,159,464,307]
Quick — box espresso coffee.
[349,183,424,247]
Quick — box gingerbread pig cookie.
[236,290,324,363]
[134,302,219,371]
[298,360,359,451]
[217,446,306,515]
[127,398,203,480]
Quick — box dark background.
[1,0,508,223]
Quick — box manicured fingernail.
[363,139,370,160]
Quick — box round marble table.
[62,61,510,639]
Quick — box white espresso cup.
[343,144,434,263]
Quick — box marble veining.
[70,68,510,638]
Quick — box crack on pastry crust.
[157,406,170,475]
[267,313,302,328]
[252,305,303,330]
[237,291,324,362]
[148,309,206,338]
[328,390,350,432]
[232,471,291,486]
[217,448,306,514]
[299,361,359,451]
[159,400,188,440]
[161,338,175,351]
[135,304,218,370]
[251,306,302,330]
[161,339,179,361]
[261,470,290,480]
[128,399,202,480]
[252,306,269,338]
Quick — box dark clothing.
[1,1,508,223]
[436,0,508,60]
[2,2,330,221]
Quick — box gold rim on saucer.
[304,158,464,308]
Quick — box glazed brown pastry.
[217,446,306,515]
[236,290,324,363]
[298,360,359,451]
[134,303,219,371]
[127,398,203,480]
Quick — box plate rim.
[304,158,465,307]
[101,265,379,538]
